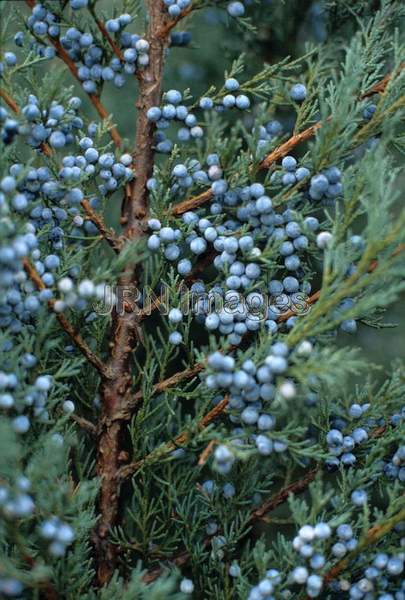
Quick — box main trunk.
[94,3,171,587]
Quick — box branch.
[94,2,173,586]
[0,87,20,113]
[22,259,109,379]
[156,5,195,38]
[170,188,214,217]
[87,6,125,63]
[169,66,400,217]
[360,62,404,99]
[25,0,122,148]
[80,200,124,253]
[70,413,97,436]
[118,396,228,480]
[255,468,320,522]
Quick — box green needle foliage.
[0,0,404,598]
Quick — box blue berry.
[290,83,307,102]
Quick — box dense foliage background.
[0,1,404,599]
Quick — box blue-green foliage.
[0,0,404,598]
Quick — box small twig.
[117,396,228,480]
[259,121,323,171]
[156,5,195,38]
[22,259,110,379]
[88,7,125,62]
[0,87,20,113]
[198,439,218,466]
[70,413,97,436]
[360,62,404,99]
[170,188,214,217]
[252,467,319,520]
[81,200,124,253]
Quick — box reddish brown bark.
[94,3,173,585]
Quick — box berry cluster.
[330,551,404,598]
[204,342,307,458]
[146,79,251,151]
[249,517,404,599]
[0,369,53,433]
[325,403,370,469]
[256,119,283,157]
[25,4,149,92]
[382,445,405,482]
[38,516,75,557]
[0,476,35,520]
[1,95,83,149]
[276,156,343,203]
[162,0,191,18]
[248,521,337,599]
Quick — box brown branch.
[70,414,97,436]
[80,200,123,253]
[198,439,218,466]
[169,67,399,217]
[156,5,195,38]
[252,467,319,520]
[259,121,323,171]
[22,259,109,379]
[360,62,404,99]
[94,2,173,586]
[170,188,214,217]
[0,87,20,113]
[25,0,122,148]
[118,396,228,480]
[88,10,125,62]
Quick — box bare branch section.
[22,259,109,378]
[0,87,21,114]
[80,200,124,253]
[25,0,123,148]
[170,68,399,217]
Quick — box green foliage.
[0,0,404,599]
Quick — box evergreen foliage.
[0,0,404,598]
